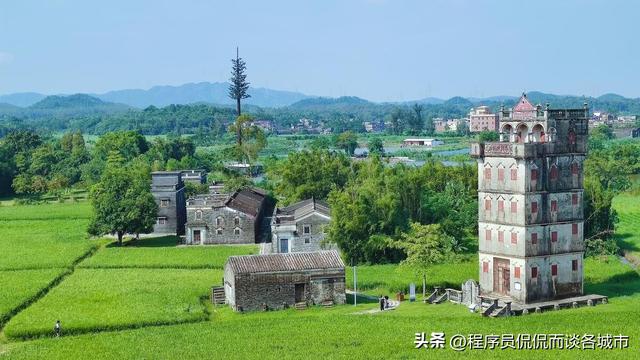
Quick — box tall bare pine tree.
[228,47,251,148]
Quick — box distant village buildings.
[434,118,466,133]
[180,169,207,184]
[185,188,268,245]
[363,120,385,133]
[469,106,499,132]
[401,138,444,147]
[271,198,333,253]
[223,250,346,311]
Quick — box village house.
[470,93,588,304]
[271,198,333,253]
[185,187,268,245]
[469,105,498,132]
[223,250,346,311]
[151,171,186,236]
[180,169,207,184]
[401,138,444,147]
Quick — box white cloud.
[0,52,14,64]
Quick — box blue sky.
[0,0,637,101]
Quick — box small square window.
[551,264,558,276]
[234,228,241,235]
[303,225,310,234]
[531,267,538,279]
[216,228,223,235]
[304,238,310,244]
[160,199,170,207]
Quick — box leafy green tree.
[393,223,453,297]
[228,114,267,165]
[269,149,352,204]
[88,162,158,245]
[408,104,424,135]
[335,131,358,156]
[367,137,384,156]
[228,47,251,117]
[477,130,499,142]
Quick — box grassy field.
[4,268,221,339]
[1,191,639,358]
[80,236,258,269]
[0,269,68,326]
[346,261,477,296]
[1,256,638,359]
[0,219,95,270]
[613,191,640,267]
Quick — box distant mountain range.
[1,83,639,114]
[0,82,311,109]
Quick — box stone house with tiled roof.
[185,187,268,245]
[223,250,346,311]
[271,198,334,253]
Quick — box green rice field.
[0,193,639,359]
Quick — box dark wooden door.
[295,283,305,302]
[193,230,201,244]
[493,257,510,295]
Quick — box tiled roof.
[275,198,330,221]
[226,250,344,274]
[226,188,267,217]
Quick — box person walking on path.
[379,295,385,311]
[54,320,61,337]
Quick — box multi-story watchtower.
[470,94,588,304]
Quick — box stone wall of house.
[152,173,186,235]
[272,213,335,253]
[186,206,257,244]
[226,269,346,311]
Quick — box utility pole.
[353,260,357,306]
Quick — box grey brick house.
[185,187,268,245]
[223,250,346,311]
[271,198,334,253]
[180,169,207,184]
[151,171,186,235]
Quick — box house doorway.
[193,230,201,244]
[493,257,510,295]
[295,283,305,303]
